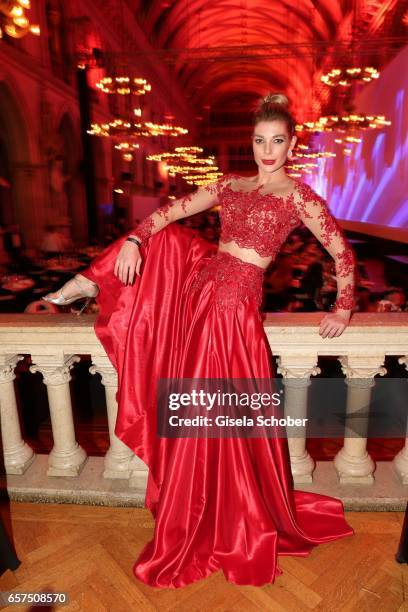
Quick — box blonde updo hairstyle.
[253,93,296,137]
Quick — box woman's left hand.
[319,310,351,338]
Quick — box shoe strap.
[73,275,98,297]
[72,275,86,295]
[58,276,85,301]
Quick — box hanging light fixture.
[147,147,222,187]
[88,119,188,139]
[147,147,214,165]
[286,162,318,176]
[94,0,151,96]
[114,141,140,150]
[307,2,390,156]
[334,135,362,144]
[144,121,188,136]
[320,2,379,90]
[0,0,40,38]
[321,67,379,88]
[293,144,336,159]
[296,114,391,134]
[87,0,191,160]
[95,76,151,96]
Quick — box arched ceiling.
[133,0,407,127]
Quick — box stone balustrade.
[0,312,407,509]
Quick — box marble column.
[276,355,321,483]
[0,355,36,475]
[334,355,387,484]
[89,357,136,479]
[30,355,87,476]
[394,355,408,484]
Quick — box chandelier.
[147,147,205,163]
[95,76,151,96]
[184,173,223,186]
[87,119,188,139]
[341,114,391,129]
[147,147,222,187]
[295,151,336,159]
[334,136,362,144]
[320,1,381,91]
[286,144,336,177]
[144,122,188,137]
[114,141,140,162]
[293,145,336,159]
[114,142,140,151]
[321,67,379,88]
[0,0,40,38]
[296,114,391,134]
[147,147,215,166]
[286,162,318,176]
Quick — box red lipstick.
[262,159,276,165]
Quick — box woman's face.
[252,119,297,174]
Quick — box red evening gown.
[80,176,355,588]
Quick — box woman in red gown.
[44,94,356,588]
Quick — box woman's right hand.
[114,240,143,285]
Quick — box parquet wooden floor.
[0,503,407,611]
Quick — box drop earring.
[287,149,293,160]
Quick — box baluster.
[89,356,136,479]
[30,355,87,476]
[394,356,408,484]
[0,354,35,474]
[276,355,320,483]
[334,355,386,484]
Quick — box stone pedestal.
[277,355,320,483]
[90,357,135,479]
[0,355,35,475]
[334,355,386,484]
[30,355,87,476]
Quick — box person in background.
[375,287,406,312]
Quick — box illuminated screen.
[309,45,408,232]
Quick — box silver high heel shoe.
[42,274,99,316]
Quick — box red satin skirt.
[81,223,354,588]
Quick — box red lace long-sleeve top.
[130,173,357,312]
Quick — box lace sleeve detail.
[130,176,227,245]
[293,183,357,312]
[201,173,236,196]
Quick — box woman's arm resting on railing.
[293,187,357,338]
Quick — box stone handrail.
[0,313,407,508]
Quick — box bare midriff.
[217,239,273,270]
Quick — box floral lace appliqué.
[191,251,265,314]
[293,182,357,312]
[218,182,301,259]
[336,248,356,278]
[133,202,174,245]
[331,283,356,311]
